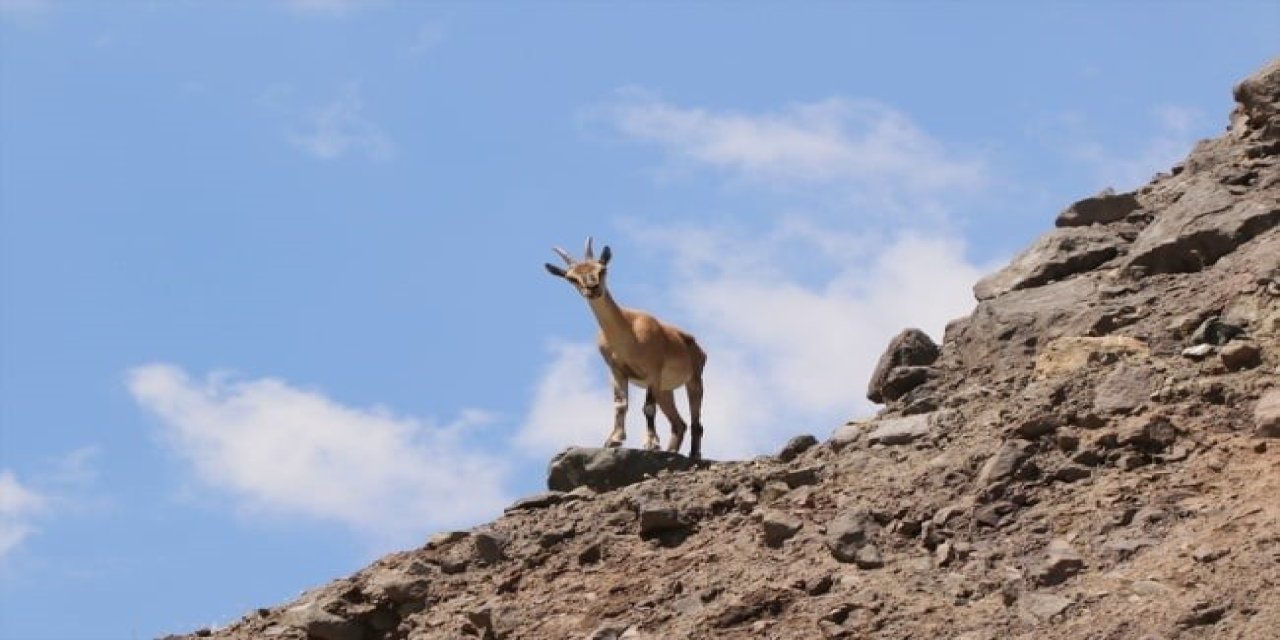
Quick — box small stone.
[1012,415,1060,439]
[1020,593,1072,623]
[578,542,603,565]
[1190,316,1244,346]
[1054,465,1092,483]
[426,530,468,549]
[1118,415,1178,453]
[1178,601,1227,628]
[1034,539,1085,586]
[1220,341,1261,370]
[1182,344,1215,360]
[977,440,1034,485]
[853,544,884,569]
[760,480,791,504]
[974,501,1016,527]
[637,503,683,536]
[826,511,878,563]
[777,434,818,462]
[1192,546,1229,563]
[472,530,508,564]
[761,510,803,548]
[782,466,821,488]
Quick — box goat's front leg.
[642,387,659,451]
[605,367,628,448]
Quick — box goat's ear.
[599,245,612,265]
[544,263,567,278]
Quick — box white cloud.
[1064,105,1205,190]
[127,364,511,544]
[516,341,614,454]
[288,85,394,161]
[0,470,48,558]
[603,91,986,197]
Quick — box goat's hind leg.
[686,375,705,460]
[656,389,688,454]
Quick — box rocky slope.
[172,59,1280,640]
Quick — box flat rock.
[547,447,698,492]
[279,602,362,640]
[867,413,933,446]
[1055,189,1142,227]
[1020,593,1073,623]
[975,226,1124,300]
[1255,389,1280,438]
[1035,336,1149,378]
[505,491,566,512]
[1124,182,1279,276]
[977,440,1034,486]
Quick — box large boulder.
[973,226,1124,301]
[1122,181,1279,277]
[1055,189,1142,227]
[866,328,940,404]
[547,447,698,492]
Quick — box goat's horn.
[584,236,594,259]
[552,246,575,265]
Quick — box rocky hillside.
[172,59,1280,640]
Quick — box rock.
[977,440,1034,486]
[364,570,430,603]
[1034,539,1085,586]
[1191,316,1246,346]
[1177,601,1228,628]
[1255,389,1280,437]
[761,510,803,548]
[825,511,879,564]
[1034,336,1149,377]
[777,434,818,462]
[505,491,566,512]
[1123,184,1279,277]
[852,544,884,569]
[867,413,933,446]
[1232,57,1280,136]
[279,602,362,640]
[880,365,938,402]
[1220,341,1262,370]
[1019,593,1073,623]
[829,421,865,450]
[1056,189,1142,227]
[547,447,698,492]
[1182,344,1215,360]
[867,329,940,403]
[473,530,509,564]
[1117,415,1178,453]
[1012,415,1060,439]
[1094,364,1159,414]
[1053,465,1091,483]
[1192,546,1229,563]
[974,226,1123,300]
[637,503,683,536]
[426,530,468,549]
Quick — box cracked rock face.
[168,59,1280,640]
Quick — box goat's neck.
[587,288,636,348]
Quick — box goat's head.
[544,236,613,299]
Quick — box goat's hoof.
[604,440,623,449]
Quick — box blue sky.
[0,1,1275,638]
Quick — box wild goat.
[544,237,707,459]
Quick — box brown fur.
[545,239,707,458]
